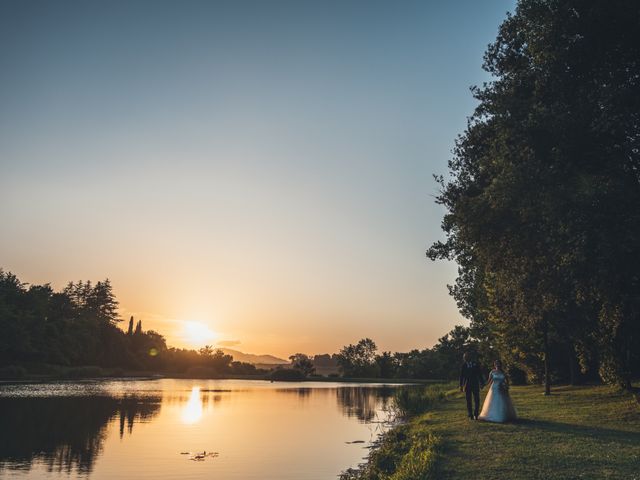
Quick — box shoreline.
[0,371,443,385]
[340,384,640,479]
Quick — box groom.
[459,352,485,420]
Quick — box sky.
[0,0,515,358]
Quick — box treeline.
[285,2,640,390]
[278,328,482,382]
[0,270,260,377]
[427,0,640,391]
[332,329,485,381]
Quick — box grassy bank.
[340,383,457,480]
[345,384,640,480]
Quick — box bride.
[478,360,517,423]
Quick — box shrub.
[63,366,105,378]
[393,383,453,417]
[109,367,126,377]
[388,432,439,480]
[22,363,63,375]
[339,426,440,480]
[185,366,217,378]
[0,365,27,379]
[270,368,305,381]
[506,365,527,385]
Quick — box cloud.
[217,340,241,347]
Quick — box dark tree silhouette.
[375,351,396,378]
[427,0,640,390]
[288,353,315,377]
[0,270,258,377]
[337,338,379,377]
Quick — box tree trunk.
[543,321,551,395]
[622,334,632,392]
[568,344,579,385]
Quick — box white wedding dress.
[478,370,517,423]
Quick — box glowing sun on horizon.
[181,321,218,348]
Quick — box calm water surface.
[0,379,411,479]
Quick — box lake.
[0,379,412,479]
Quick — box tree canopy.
[427,0,640,390]
[0,269,260,378]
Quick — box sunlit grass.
[339,424,440,480]
[340,383,451,480]
[387,431,440,480]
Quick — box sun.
[181,321,218,348]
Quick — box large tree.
[337,338,379,378]
[428,0,640,390]
[289,353,316,377]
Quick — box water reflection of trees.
[0,395,161,475]
[117,395,163,437]
[274,387,314,399]
[336,386,394,422]
[274,386,395,421]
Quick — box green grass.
[340,384,454,480]
[345,384,640,480]
[339,422,441,480]
[393,382,457,417]
[429,384,640,479]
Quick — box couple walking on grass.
[460,352,517,423]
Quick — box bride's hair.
[494,359,503,369]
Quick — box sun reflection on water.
[181,386,203,424]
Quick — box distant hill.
[218,348,288,365]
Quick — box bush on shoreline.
[393,383,455,417]
[0,365,27,379]
[339,383,450,480]
[340,426,440,480]
[62,366,106,379]
[185,365,219,378]
[270,368,306,381]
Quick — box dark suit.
[460,361,483,418]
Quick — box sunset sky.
[0,0,514,358]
